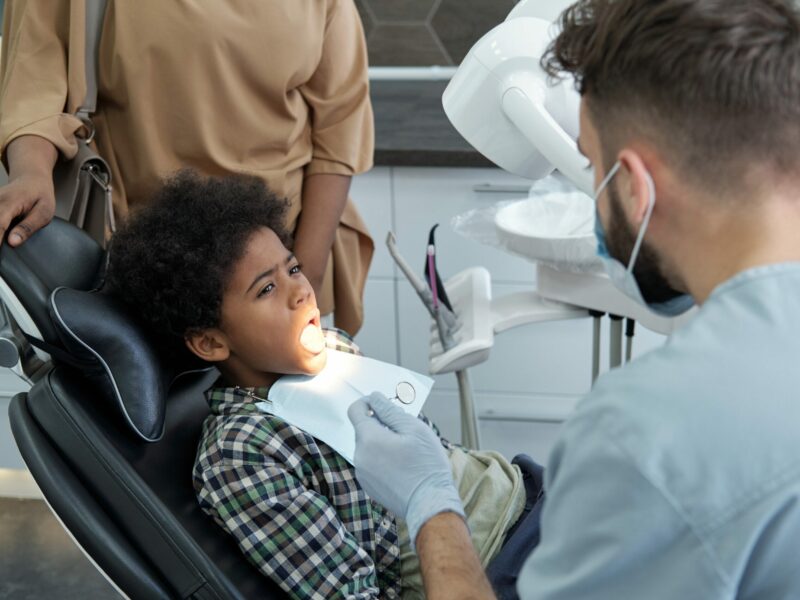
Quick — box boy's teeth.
[300,323,325,354]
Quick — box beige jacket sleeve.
[0,0,85,162]
[300,0,374,178]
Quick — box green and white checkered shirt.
[193,330,406,599]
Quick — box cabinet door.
[350,167,395,279]
[355,278,398,365]
[393,167,537,285]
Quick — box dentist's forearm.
[294,173,351,298]
[417,512,497,600]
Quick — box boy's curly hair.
[106,169,290,345]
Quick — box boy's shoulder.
[198,407,344,475]
[322,327,360,355]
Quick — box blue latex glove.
[348,392,466,549]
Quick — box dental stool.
[3,219,285,599]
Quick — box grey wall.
[356,0,519,66]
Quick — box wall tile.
[360,0,522,67]
[364,0,437,22]
[367,24,452,66]
[431,0,516,65]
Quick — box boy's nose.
[290,278,312,307]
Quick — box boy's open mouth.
[299,310,325,355]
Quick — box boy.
[106,170,537,600]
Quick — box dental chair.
[2,219,285,599]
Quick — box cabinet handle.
[472,183,531,195]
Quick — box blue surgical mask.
[593,161,694,318]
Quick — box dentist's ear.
[185,328,230,362]
[618,149,655,227]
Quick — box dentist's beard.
[606,183,686,304]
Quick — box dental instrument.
[427,245,438,310]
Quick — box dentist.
[349,0,800,598]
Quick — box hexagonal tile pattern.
[354,0,375,38]
[365,0,438,22]
[432,0,517,65]
[367,24,452,66]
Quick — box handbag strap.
[76,0,109,124]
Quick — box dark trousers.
[486,454,545,600]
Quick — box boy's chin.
[303,347,328,375]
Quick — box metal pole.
[589,310,604,385]
[456,369,481,450]
[625,319,636,363]
[609,314,623,369]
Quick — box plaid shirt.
[194,330,444,599]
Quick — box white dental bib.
[251,350,434,464]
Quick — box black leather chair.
[3,219,286,599]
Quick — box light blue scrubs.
[518,263,800,599]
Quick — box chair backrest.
[11,366,284,599]
[3,218,286,598]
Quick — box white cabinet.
[351,167,397,360]
[358,279,398,365]
[350,167,395,279]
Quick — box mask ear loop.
[626,171,656,274]
[593,161,622,202]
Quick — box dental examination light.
[442,4,592,194]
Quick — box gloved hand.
[348,392,466,549]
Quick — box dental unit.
[387,0,695,449]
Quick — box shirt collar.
[708,261,800,301]
[205,384,272,416]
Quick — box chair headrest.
[0,218,106,345]
[48,287,186,441]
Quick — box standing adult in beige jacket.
[0,0,375,335]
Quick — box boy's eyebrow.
[246,253,296,294]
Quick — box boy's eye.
[289,263,303,275]
[257,283,275,298]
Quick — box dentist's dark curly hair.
[106,169,291,348]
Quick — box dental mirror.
[394,381,416,405]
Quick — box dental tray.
[494,192,598,268]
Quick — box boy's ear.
[185,328,230,363]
